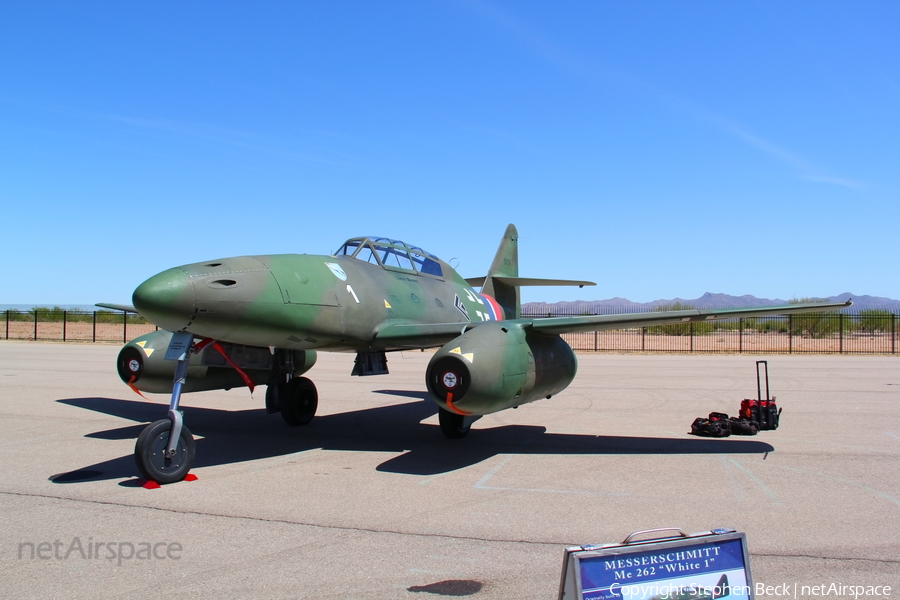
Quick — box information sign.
[559,529,752,600]
[164,331,195,361]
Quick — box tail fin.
[481,224,520,319]
[467,224,597,320]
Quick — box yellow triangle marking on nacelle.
[384,300,392,308]
[448,347,474,363]
[136,341,146,348]
[144,348,154,357]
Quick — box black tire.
[265,381,282,414]
[134,419,196,484]
[438,406,471,439]
[280,377,318,426]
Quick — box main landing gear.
[437,407,481,439]
[266,349,319,427]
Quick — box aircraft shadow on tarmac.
[51,391,774,484]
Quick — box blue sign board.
[560,530,753,600]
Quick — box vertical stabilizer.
[481,224,520,319]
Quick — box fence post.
[788,315,792,354]
[594,330,598,352]
[123,311,127,344]
[690,322,694,353]
[63,310,67,342]
[839,313,843,354]
[5,310,8,340]
[641,327,645,351]
[739,318,743,353]
[33,310,38,341]
[893,314,896,355]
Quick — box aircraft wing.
[465,276,595,288]
[525,300,853,335]
[373,321,480,347]
[372,300,852,346]
[95,303,139,314]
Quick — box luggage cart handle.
[622,528,688,545]
[756,360,770,402]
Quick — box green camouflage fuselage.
[134,252,494,352]
[129,233,575,416]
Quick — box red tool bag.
[740,361,781,430]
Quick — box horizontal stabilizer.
[95,303,139,314]
[465,276,595,288]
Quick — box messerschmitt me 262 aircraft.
[101,224,849,484]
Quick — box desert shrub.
[4,309,31,322]
[752,318,788,333]
[4,308,150,325]
[30,307,68,322]
[647,302,712,336]
[788,298,840,339]
[856,309,894,334]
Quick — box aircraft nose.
[132,268,195,331]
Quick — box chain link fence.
[2,310,157,343]
[3,307,898,354]
[522,307,898,354]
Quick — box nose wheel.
[135,419,196,484]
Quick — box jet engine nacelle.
[116,330,316,394]
[426,322,577,416]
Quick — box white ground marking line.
[728,458,782,506]
[718,455,745,502]
[473,455,630,497]
[886,432,900,441]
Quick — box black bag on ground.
[690,417,731,438]
[728,417,758,436]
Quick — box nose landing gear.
[134,332,197,484]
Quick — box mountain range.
[2,292,899,316]
[522,292,900,315]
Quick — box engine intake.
[425,322,576,415]
[117,330,315,394]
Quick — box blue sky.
[1,1,897,306]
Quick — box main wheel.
[134,419,196,484]
[265,381,283,414]
[280,377,318,426]
[438,407,471,439]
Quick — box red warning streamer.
[210,341,255,394]
[127,375,149,400]
[445,392,470,416]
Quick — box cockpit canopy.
[336,237,444,277]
